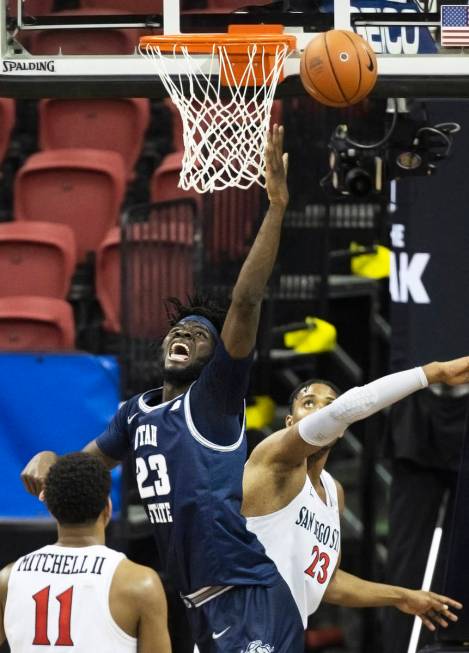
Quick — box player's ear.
[285,414,293,427]
[103,497,112,527]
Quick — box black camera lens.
[345,168,373,197]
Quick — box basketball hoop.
[139,27,296,193]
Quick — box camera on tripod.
[328,126,384,198]
[325,100,460,198]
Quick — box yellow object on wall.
[284,317,337,354]
[350,242,391,279]
[246,395,276,430]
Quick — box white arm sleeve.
[298,367,428,447]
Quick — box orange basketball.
[300,30,377,108]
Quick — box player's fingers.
[420,616,436,632]
[270,124,281,168]
[31,478,44,497]
[21,473,39,496]
[277,124,285,156]
[265,137,274,169]
[275,126,285,168]
[428,613,449,629]
[432,595,463,610]
[430,602,459,622]
[282,152,289,176]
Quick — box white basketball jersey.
[246,470,341,628]
[4,544,137,653]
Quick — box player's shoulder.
[112,559,165,605]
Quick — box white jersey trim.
[183,384,245,452]
[138,388,183,414]
[102,558,138,645]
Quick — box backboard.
[0,0,468,98]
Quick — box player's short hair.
[165,293,227,336]
[288,378,341,414]
[44,452,111,525]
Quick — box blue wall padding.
[0,353,121,518]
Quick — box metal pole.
[163,0,180,35]
[334,0,351,30]
[17,0,22,29]
[406,491,449,653]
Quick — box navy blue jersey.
[96,342,280,594]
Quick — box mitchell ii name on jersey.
[16,552,106,576]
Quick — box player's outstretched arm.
[324,568,462,632]
[21,440,120,497]
[249,356,469,469]
[221,124,288,359]
[0,563,13,646]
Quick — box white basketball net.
[140,41,290,193]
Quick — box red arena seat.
[98,204,195,337]
[8,0,54,15]
[164,98,184,152]
[0,296,75,351]
[0,222,76,299]
[14,149,126,262]
[81,0,163,11]
[38,98,150,180]
[150,152,259,266]
[202,0,271,9]
[27,9,139,55]
[0,98,15,165]
[96,227,121,334]
[150,151,201,207]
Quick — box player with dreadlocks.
[21,126,305,653]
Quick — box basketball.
[300,30,377,108]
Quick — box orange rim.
[140,25,296,86]
[139,26,297,55]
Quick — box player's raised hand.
[265,124,289,208]
[21,451,58,497]
[397,589,462,631]
[423,356,469,386]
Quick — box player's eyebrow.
[302,392,336,403]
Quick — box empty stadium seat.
[27,9,139,55]
[0,222,76,299]
[81,0,163,11]
[0,98,15,165]
[81,0,204,11]
[203,0,271,9]
[149,151,201,206]
[0,296,75,351]
[96,226,120,333]
[98,204,195,336]
[164,98,184,152]
[150,151,259,267]
[14,149,126,262]
[9,0,54,15]
[38,98,150,180]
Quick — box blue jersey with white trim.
[96,344,280,594]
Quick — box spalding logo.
[2,60,55,73]
[244,642,275,653]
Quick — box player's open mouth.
[168,342,190,362]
